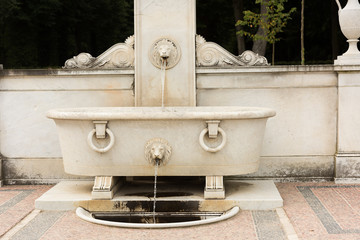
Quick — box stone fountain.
[36,0,282,227]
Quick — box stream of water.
[160,59,166,108]
[152,160,159,223]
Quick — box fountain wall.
[0,65,359,184]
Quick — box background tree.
[301,0,305,65]
[252,0,270,57]
[236,0,296,64]
[0,0,348,68]
[232,0,245,54]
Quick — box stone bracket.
[92,176,123,200]
[204,176,225,199]
[93,121,108,139]
[206,120,221,139]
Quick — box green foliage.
[236,0,296,44]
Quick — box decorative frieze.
[64,34,268,69]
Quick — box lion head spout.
[145,138,172,166]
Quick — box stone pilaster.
[134,0,196,107]
[335,66,360,183]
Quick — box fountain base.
[35,178,283,212]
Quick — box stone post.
[334,1,360,182]
[335,66,360,183]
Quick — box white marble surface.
[134,0,196,106]
[0,91,134,158]
[35,180,283,211]
[248,156,334,179]
[0,72,133,90]
[2,158,89,184]
[2,66,360,182]
[49,107,273,176]
[336,71,360,179]
[198,87,337,156]
[0,73,134,158]
[337,72,360,152]
[35,181,94,211]
[197,68,338,157]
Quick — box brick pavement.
[0,182,359,240]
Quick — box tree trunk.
[301,0,305,65]
[272,42,275,65]
[232,0,246,55]
[252,0,269,56]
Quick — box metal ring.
[87,128,115,153]
[199,127,227,153]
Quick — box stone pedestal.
[92,176,123,199]
[335,66,360,183]
[334,40,360,65]
[335,53,360,65]
[35,180,283,211]
[204,176,225,199]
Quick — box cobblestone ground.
[0,182,359,240]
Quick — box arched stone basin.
[47,106,275,177]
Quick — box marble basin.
[47,107,275,177]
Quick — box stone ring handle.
[87,128,115,153]
[199,127,227,153]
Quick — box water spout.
[145,138,172,166]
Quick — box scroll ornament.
[63,35,135,69]
[195,35,269,67]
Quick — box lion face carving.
[149,38,181,69]
[158,44,172,59]
[145,138,172,166]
